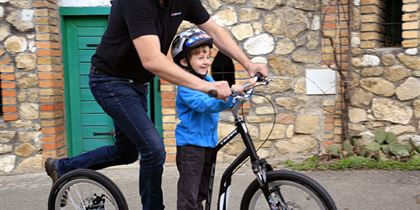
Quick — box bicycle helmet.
[171,28,213,66]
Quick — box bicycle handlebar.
[207,72,269,98]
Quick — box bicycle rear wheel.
[48,169,128,210]
[240,170,337,210]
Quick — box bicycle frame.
[204,88,275,210]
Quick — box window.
[383,0,402,47]
[211,52,235,86]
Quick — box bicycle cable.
[232,90,277,175]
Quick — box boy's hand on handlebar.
[231,84,243,95]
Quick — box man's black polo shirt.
[91,0,210,84]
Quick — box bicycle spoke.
[67,193,79,209]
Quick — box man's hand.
[206,81,231,100]
[246,62,268,78]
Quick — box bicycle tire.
[240,170,337,210]
[48,169,128,210]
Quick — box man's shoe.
[45,158,59,183]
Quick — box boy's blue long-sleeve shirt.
[175,75,233,148]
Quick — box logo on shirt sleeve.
[171,12,182,16]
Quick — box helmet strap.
[185,52,207,79]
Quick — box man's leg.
[89,74,166,210]
[54,73,141,176]
[176,146,206,210]
[108,97,165,210]
[55,72,165,210]
[54,133,138,176]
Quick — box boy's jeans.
[176,145,213,210]
[56,68,166,210]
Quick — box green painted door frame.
[60,7,162,157]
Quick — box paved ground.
[1,162,419,210]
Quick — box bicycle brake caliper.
[252,159,269,187]
[253,160,283,210]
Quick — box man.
[45,0,268,209]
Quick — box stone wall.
[189,0,340,164]
[1,0,64,173]
[0,0,347,173]
[349,0,420,149]
[2,0,418,173]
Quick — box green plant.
[342,140,354,156]
[374,128,386,144]
[345,129,413,161]
[326,144,342,158]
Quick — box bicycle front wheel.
[48,169,128,210]
[241,170,337,210]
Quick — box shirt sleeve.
[178,86,233,113]
[123,0,158,40]
[185,0,210,25]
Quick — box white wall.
[58,0,111,7]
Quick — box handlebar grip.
[208,89,218,98]
[254,72,264,82]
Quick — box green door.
[61,11,162,157]
[63,15,114,156]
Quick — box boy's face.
[181,46,211,76]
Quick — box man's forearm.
[200,20,269,78]
[213,27,251,70]
[147,54,209,92]
[133,33,233,99]
[133,35,209,92]
[199,21,252,72]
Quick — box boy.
[171,29,240,210]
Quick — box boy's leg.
[176,145,206,210]
[197,148,214,210]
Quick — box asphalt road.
[1,163,419,210]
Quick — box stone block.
[295,115,320,134]
[372,98,413,124]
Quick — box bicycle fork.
[237,119,285,210]
[251,159,289,210]
[237,117,285,210]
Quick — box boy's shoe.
[45,158,59,183]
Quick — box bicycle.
[48,74,337,210]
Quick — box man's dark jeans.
[56,69,166,210]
